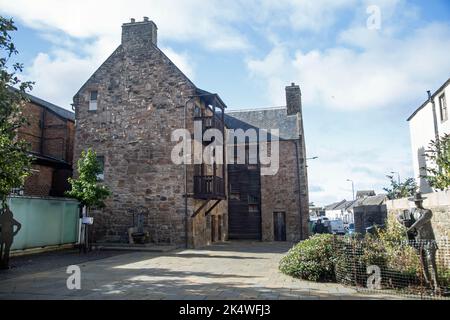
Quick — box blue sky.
[1,0,450,205]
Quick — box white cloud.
[307,144,413,206]
[0,0,249,51]
[0,0,253,107]
[247,22,450,110]
[239,0,358,32]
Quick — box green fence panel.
[5,197,80,251]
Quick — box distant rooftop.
[356,190,376,199]
[9,87,74,121]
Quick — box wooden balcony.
[194,176,225,200]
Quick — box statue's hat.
[408,192,427,202]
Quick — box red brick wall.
[18,101,74,163]
[17,101,75,197]
[23,164,53,197]
[18,101,42,153]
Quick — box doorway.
[273,212,286,241]
[211,216,217,243]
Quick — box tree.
[0,17,33,209]
[422,134,450,191]
[66,148,111,209]
[383,176,417,200]
[66,148,110,252]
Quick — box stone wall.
[260,140,309,242]
[386,190,450,241]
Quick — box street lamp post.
[347,179,355,201]
[305,156,318,168]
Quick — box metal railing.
[333,237,450,299]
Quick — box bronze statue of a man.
[0,207,22,269]
[397,193,439,293]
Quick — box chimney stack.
[286,83,302,116]
[122,17,158,48]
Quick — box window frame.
[439,93,448,123]
[96,155,105,181]
[89,90,98,112]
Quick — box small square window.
[89,90,98,111]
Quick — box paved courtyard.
[0,242,403,300]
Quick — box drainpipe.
[183,97,192,249]
[428,90,442,174]
[293,139,303,241]
[429,90,440,145]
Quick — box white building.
[408,78,450,193]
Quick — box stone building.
[14,89,75,197]
[73,18,309,247]
[73,18,227,248]
[224,84,310,242]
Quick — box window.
[230,193,240,201]
[249,205,259,213]
[89,90,98,111]
[194,105,201,118]
[96,156,105,181]
[439,93,448,122]
[248,194,259,204]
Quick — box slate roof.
[324,200,347,211]
[356,190,376,199]
[358,195,386,206]
[335,200,357,210]
[224,107,298,141]
[10,87,75,121]
[325,195,387,211]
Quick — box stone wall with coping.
[386,190,450,241]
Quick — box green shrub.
[279,234,339,282]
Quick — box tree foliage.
[66,149,111,208]
[422,134,450,191]
[0,16,33,208]
[383,176,417,200]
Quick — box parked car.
[328,219,346,235]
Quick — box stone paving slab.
[0,241,405,300]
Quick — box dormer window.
[89,90,98,111]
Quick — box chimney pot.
[144,17,149,22]
[130,18,135,23]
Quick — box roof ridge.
[226,106,287,113]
